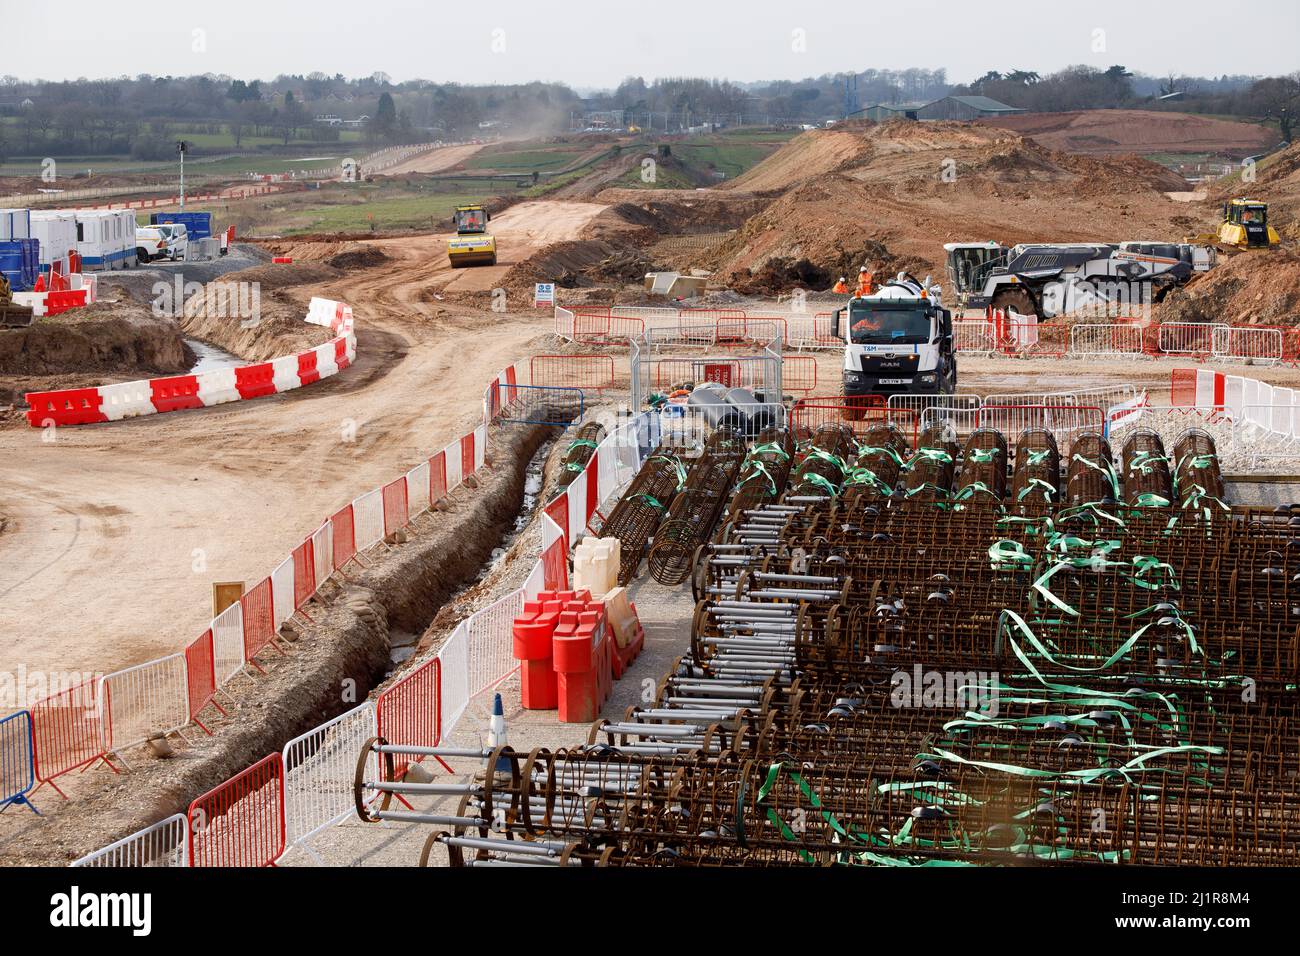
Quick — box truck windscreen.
[849,307,931,345]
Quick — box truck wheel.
[991,287,1037,320]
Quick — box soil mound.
[1154,248,1300,326]
[982,109,1275,158]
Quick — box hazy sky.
[9,0,1299,88]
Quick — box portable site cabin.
[29,211,79,273]
[0,207,32,241]
[72,209,136,270]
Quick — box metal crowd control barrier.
[188,752,286,867]
[1,711,37,814]
[281,703,378,862]
[491,383,585,427]
[71,813,188,867]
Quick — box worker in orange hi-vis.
[855,266,875,297]
[832,276,848,294]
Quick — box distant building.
[857,95,1023,123]
[915,95,1025,121]
[859,102,929,122]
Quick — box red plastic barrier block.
[24,386,106,427]
[234,362,276,399]
[333,337,350,371]
[297,350,320,386]
[44,289,87,316]
[150,374,203,413]
[240,578,276,662]
[272,256,293,264]
[513,602,559,710]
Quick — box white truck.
[830,273,957,399]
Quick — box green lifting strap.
[749,441,791,461]
[1016,478,1057,502]
[804,447,849,475]
[1071,453,1121,499]
[649,454,688,490]
[801,471,841,497]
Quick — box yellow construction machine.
[446,204,497,268]
[1188,198,1281,251]
[1,275,35,328]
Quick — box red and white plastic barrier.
[23,296,356,428]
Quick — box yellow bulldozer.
[446,204,497,268]
[1188,198,1281,251]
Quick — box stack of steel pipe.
[648,428,747,585]
[557,421,606,487]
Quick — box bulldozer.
[1188,198,1281,251]
[1,275,35,328]
[446,204,497,268]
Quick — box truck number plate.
[879,378,910,385]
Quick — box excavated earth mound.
[1155,248,1300,327]
[981,109,1275,158]
[699,121,1196,291]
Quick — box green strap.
[628,492,667,512]
[1016,478,1057,502]
[749,441,790,462]
[1071,453,1120,499]
[649,454,687,490]
[804,447,848,475]
[967,447,1003,464]
[856,444,904,466]
[800,471,841,497]
[989,540,1032,568]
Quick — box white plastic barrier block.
[314,341,339,378]
[98,380,157,421]
[271,354,302,393]
[196,367,241,406]
[13,291,48,316]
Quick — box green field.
[462,145,591,173]
[613,129,796,188]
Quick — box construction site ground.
[6,119,1300,860]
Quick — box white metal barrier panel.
[954,321,996,355]
[1215,326,1283,363]
[280,703,378,856]
[435,623,472,736]
[1159,323,1225,355]
[270,556,295,632]
[352,489,385,552]
[465,590,524,699]
[1069,324,1145,356]
[211,601,245,684]
[71,813,189,867]
[100,655,190,756]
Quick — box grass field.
[613,128,796,188]
[462,144,592,173]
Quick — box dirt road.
[0,200,608,679]
[377,143,485,176]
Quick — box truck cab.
[832,274,956,397]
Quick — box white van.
[136,224,187,262]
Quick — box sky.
[7,0,1298,88]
